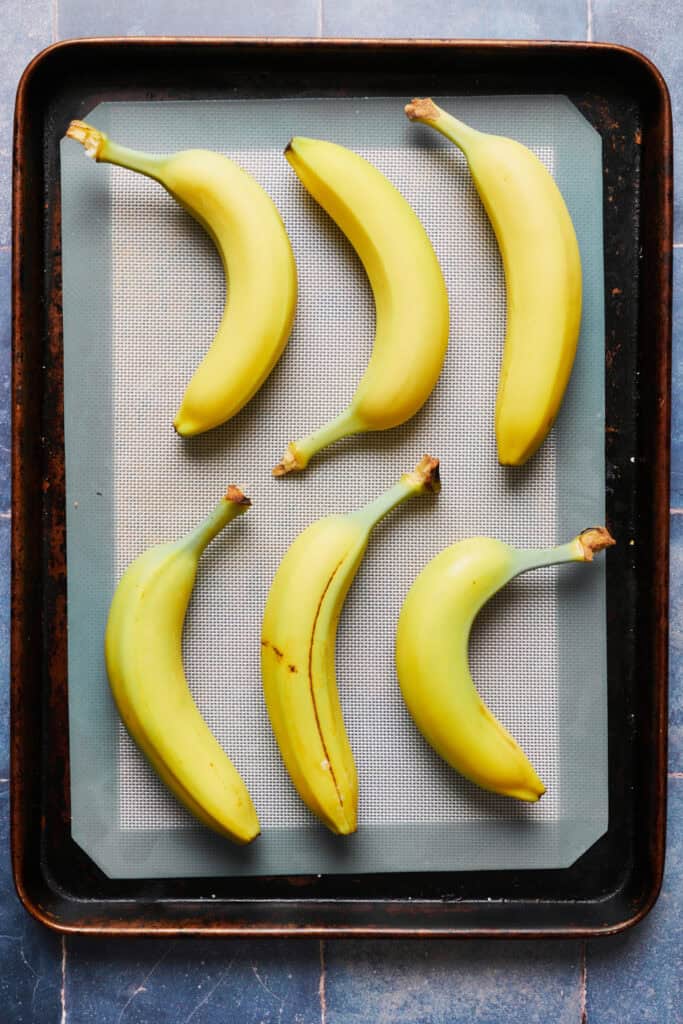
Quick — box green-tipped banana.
[105,488,260,843]
[66,120,297,436]
[262,456,441,833]
[396,527,615,801]
[273,138,449,475]
[406,98,582,466]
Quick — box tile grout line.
[586,0,594,41]
[317,0,323,38]
[51,0,59,43]
[580,939,587,1022]
[670,772,683,778]
[673,242,683,248]
[319,939,327,1024]
[60,936,67,1024]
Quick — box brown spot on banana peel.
[261,639,284,661]
[578,527,616,560]
[262,640,297,675]
[404,97,440,122]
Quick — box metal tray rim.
[11,35,672,938]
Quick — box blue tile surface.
[0,255,8,777]
[671,249,682,508]
[669,513,683,770]
[0,515,9,780]
[0,785,63,1022]
[1,2,681,1022]
[322,0,587,39]
[57,0,320,39]
[324,938,582,1023]
[593,0,683,238]
[0,1,52,249]
[586,776,683,1024]
[0,251,10,514]
[65,935,321,1023]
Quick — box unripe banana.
[273,138,449,475]
[104,488,260,843]
[66,120,297,436]
[396,527,615,801]
[262,456,441,833]
[405,98,582,466]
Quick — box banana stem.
[183,486,251,555]
[404,98,481,156]
[66,120,167,183]
[512,527,615,576]
[350,455,440,531]
[272,407,364,476]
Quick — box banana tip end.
[233,828,260,845]
[330,817,358,836]
[517,784,546,803]
[173,414,204,438]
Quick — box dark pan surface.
[11,38,671,936]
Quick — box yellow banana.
[262,456,441,832]
[273,138,449,476]
[405,98,582,466]
[104,487,260,844]
[66,120,297,436]
[395,527,615,801]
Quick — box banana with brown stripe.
[260,456,440,833]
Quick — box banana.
[273,138,449,476]
[66,120,297,436]
[262,456,441,832]
[104,487,260,843]
[395,527,615,801]
[405,98,582,466]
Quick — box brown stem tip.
[272,446,302,478]
[578,527,616,560]
[66,119,103,159]
[225,485,251,507]
[405,97,440,122]
[411,455,441,494]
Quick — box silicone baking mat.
[60,95,606,878]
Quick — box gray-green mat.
[60,95,606,878]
